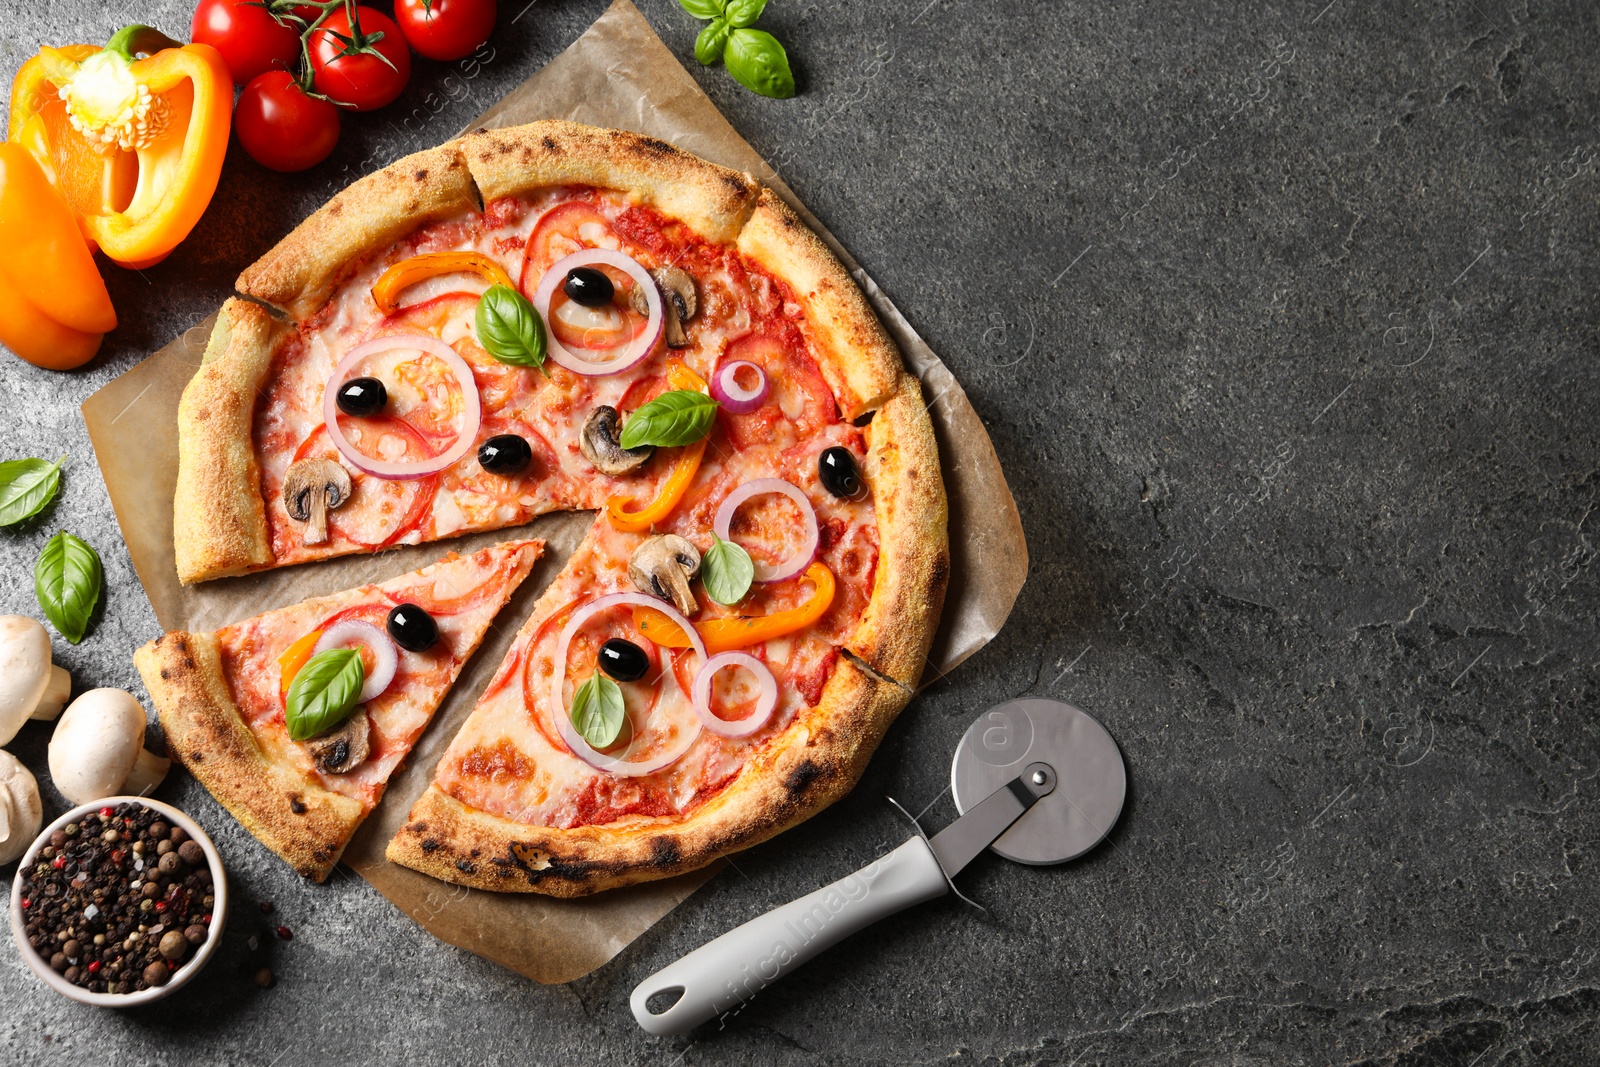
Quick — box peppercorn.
[276,926,293,942]
[177,840,204,866]
[184,924,207,945]
[168,827,188,845]
[142,881,160,898]
[143,960,168,986]
[148,822,168,840]
[156,839,174,856]
[253,967,275,989]
[50,952,67,972]
[158,930,188,961]
[157,852,181,875]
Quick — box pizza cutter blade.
[629,699,1126,1036]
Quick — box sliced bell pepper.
[12,26,231,267]
[605,360,711,533]
[0,143,116,369]
[277,630,324,703]
[371,252,519,315]
[634,562,837,654]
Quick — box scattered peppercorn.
[275,926,293,942]
[254,967,276,989]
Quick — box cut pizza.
[165,121,947,894]
[134,540,542,881]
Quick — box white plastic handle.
[630,836,949,1035]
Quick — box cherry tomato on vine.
[310,6,413,112]
[396,0,497,62]
[191,0,301,86]
[236,72,342,173]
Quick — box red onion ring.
[551,592,706,777]
[711,359,770,414]
[533,250,663,376]
[323,332,482,480]
[314,621,398,703]
[692,652,778,738]
[713,478,819,583]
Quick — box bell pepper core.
[605,361,711,533]
[278,630,325,703]
[371,252,519,315]
[634,562,837,654]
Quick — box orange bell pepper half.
[277,630,325,703]
[605,360,712,533]
[371,252,519,315]
[634,562,837,654]
[0,143,115,369]
[11,26,231,267]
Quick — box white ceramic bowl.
[9,797,229,1007]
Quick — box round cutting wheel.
[951,699,1126,865]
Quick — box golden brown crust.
[385,658,908,896]
[736,189,902,419]
[173,298,287,584]
[235,143,480,320]
[847,372,950,688]
[459,121,761,245]
[134,632,363,882]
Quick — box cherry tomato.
[395,0,497,62]
[310,6,413,111]
[236,72,342,173]
[191,0,301,86]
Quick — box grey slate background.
[2,0,1598,1062]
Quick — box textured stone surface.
[3,0,1598,1063]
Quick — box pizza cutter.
[630,698,1127,1035]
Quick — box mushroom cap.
[0,615,54,746]
[581,406,655,476]
[48,688,149,806]
[629,534,703,617]
[0,749,42,865]
[282,458,353,520]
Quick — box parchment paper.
[81,0,1027,984]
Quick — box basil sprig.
[619,390,720,449]
[0,456,64,526]
[702,534,755,605]
[475,285,548,372]
[571,672,627,749]
[285,648,366,742]
[34,531,102,644]
[678,0,796,99]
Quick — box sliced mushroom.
[630,266,697,348]
[629,534,702,617]
[283,458,353,545]
[305,708,370,775]
[581,406,655,476]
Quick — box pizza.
[165,121,947,895]
[134,540,542,881]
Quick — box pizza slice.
[134,539,542,881]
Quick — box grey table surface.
[2,0,1598,1063]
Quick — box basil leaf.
[678,0,726,18]
[285,648,365,742]
[695,17,731,65]
[571,672,626,749]
[724,0,767,29]
[724,29,796,99]
[0,456,64,526]
[475,284,548,372]
[33,531,101,645]
[702,534,755,605]
[618,389,720,449]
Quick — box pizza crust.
[385,657,908,896]
[459,121,761,245]
[236,143,481,321]
[174,298,288,584]
[134,632,364,882]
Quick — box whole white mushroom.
[0,615,72,745]
[48,689,170,805]
[0,750,42,864]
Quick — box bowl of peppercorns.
[10,797,228,1006]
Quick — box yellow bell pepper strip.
[371,252,519,315]
[605,360,711,532]
[277,630,324,703]
[24,26,231,267]
[0,143,116,369]
[634,562,837,654]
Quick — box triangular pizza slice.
[135,539,541,881]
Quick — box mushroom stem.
[123,748,171,796]
[30,665,71,721]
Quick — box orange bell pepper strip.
[0,143,116,369]
[19,26,231,267]
[277,630,324,703]
[605,360,711,533]
[634,562,837,654]
[371,252,519,314]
